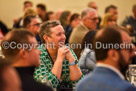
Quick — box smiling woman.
[34,20,83,90]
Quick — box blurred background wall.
[0,0,135,28]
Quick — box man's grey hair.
[81,8,96,19]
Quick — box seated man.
[0,58,22,91]
[69,8,99,59]
[76,26,136,91]
[122,4,136,33]
[36,3,46,22]
[1,29,53,91]
[23,15,42,44]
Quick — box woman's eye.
[57,33,61,36]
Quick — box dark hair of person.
[59,11,71,28]
[45,11,54,21]
[82,30,97,51]
[93,26,122,61]
[24,1,33,6]
[36,3,46,11]
[70,13,79,23]
[78,30,97,56]
[23,15,37,28]
[105,5,117,14]
[1,29,35,61]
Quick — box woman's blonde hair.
[100,13,117,28]
[23,8,37,18]
[40,20,60,43]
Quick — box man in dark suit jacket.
[76,26,136,91]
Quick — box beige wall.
[0,0,135,28]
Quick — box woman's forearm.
[51,58,63,80]
[69,64,82,81]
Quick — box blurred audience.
[0,20,8,41]
[13,1,33,28]
[36,3,47,22]
[54,10,63,20]
[88,1,98,10]
[105,5,118,15]
[79,30,97,75]
[88,1,101,29]
[59,10,72,29]
[17,8,37,28]
[100,13,117,28]
[105,5,118,23]
[23,1,33,12]
[122,4,136,34]
[23,15,42,44]
[23,8,37,18]
[69,8,99,59]
[45,11,56,21]
[65,13,81,44]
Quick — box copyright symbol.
[2,41,9,49]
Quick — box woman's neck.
[46,47,58,62]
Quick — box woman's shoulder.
[79,48,95,63]
[38,44,49,57]
[81,48,93,56]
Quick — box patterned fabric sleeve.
[34,58,59,88]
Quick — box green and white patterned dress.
[34,44,83,89]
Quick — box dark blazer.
[76,67,136,91]
[15,66,53,91]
